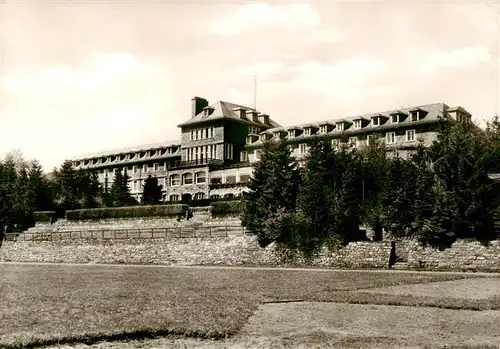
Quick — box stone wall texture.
[406,239,500,272]
[0,235,393,269]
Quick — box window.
[170,194,179,202]
[183,173,193,185]
[386,132,396,144]
[143,164,147,172]
[210,194,220,199]
[353,120,362,129]
[190,130,194,141]
[406,129,416,142]
[241,151,248,162]
[288,130,295,138]
[170,174,180,186]
[299,144,308,154]
[410,112,418,122]
[337,123,344,131]
[372,117,380,126]
[133,180,138,190]
[349,137,358,146]
[211,177,222,184]
[195,130,199,140]
[367,135,375,145]
[154,163,159,172]
[195,171,206,184]
[255,149,262,161]
[320,125,328,134]
[226,176,236,184]
[274,132,280,140]
[205,128,209,138]
[331,139,339,148]
[225,144,233,160]
[194,192,205,200]
[240,174,251,183]
[224,193,234,199]
[210,127,214,138]
[304,128,311,136]
[391,114,399,124]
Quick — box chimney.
[259,114,270,125]
[191,97,209,118]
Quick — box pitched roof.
[265,103,451,133]
[177,100,281,128]
[72,141,181,160]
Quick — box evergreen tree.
[27,160,53,212]
[332,148,363,244]
[296,138,337,255]
[242,139,301,247]
[141,174,163,205]
[110,168,135,207]
[358,136,390,240]
[429,121,500,239]
[53,160,79,211]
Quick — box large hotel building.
[71,97,472,202]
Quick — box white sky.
[0,1,499,171]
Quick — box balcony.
[167,158,223,169]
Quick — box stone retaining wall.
[407,239,500,272]
[0,236,392,269]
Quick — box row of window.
[75,148,180,167]
[169,172,207,186]
[168,193,237,202]
[190,127,215,141]
[186,145,218,161]
[249,113,424,144]
[243,130,418,159]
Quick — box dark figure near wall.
[389,241,397,268]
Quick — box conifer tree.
[242,139,301,247]
[141,174,163,205]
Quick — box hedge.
[65,204,189,220]
[33,211,56,223]
[210,200,242,216]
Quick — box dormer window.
[336,123,344,132]
[391,114,399,124]
[304,128,311,136]
[353,120,362,129]
[288,130,295,138]
[260,134,267,142]
[410,111,420,122]
[372,117,380,126]
[202,107,214,118]
[274,132,280,140]
[320,125,328,134]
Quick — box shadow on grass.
[1,327,230,349]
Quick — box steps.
[391,262,409,270]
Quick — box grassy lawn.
[0,264,495,348]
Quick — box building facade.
[71,97,472,202]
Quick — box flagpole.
[253,75,257,111]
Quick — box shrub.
[211,200,242,217]
[65,204,188,220]
[33,211,56,223]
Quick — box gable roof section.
[177,100,281,128]
[264,103,451,133]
